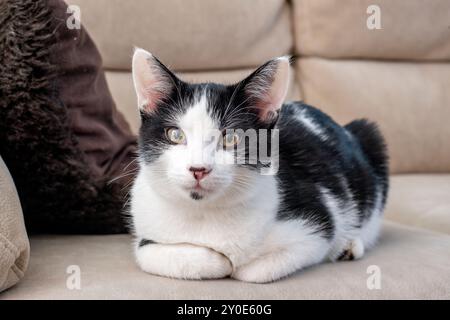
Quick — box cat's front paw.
[232,262,277,284]
[186,246,233,279]
[136,243,232,280]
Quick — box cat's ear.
[132,48,179,113]
[241,56,291,122]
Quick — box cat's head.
[132,48,290,203]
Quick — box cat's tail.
[344,119,389,180]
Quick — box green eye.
[166,127,186,144]
[223,131,240,148]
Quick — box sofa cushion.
[67,0,293,71]
[297,57,450,173]
[0,156,29,292]
[106,68,302,134]
[385,174,450,235]
[293,0,450,60]
[2,222,449,299]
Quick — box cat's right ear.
[132,48,179,113]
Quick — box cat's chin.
[177,179,225,201]
[183,186,213,201]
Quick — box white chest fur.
[131,167,280,267]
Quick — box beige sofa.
[1,0,450,299]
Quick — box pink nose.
[189,167,211,181]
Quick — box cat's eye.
[166,127,186,144]
[223,131,240,148]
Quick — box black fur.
[190,192,203,200]
[139,239,156,247]
[276,103,388,237]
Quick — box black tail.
[345,119,389,181]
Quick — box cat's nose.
[189,166,211,181]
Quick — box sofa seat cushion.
[386,174,450,234]
[2,222,449,299]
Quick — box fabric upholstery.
[0,157,29,292]
[106,68,302,134]
[297,57,450,174]
[293,0,450,60]
[386,174,450,235]
[2,222,450,299]
[66,0,293,71]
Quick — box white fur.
[360,189,384,250]
[295,108,326,139]
[321,183,382,261]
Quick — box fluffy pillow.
[0,0,137,233]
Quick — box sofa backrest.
[67,0,450,174]
[292,0,450,174]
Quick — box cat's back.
[277,101,348,147]
[274,101,389,241]
[276,101,358,174]
[276,101,386,174]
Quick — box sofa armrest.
[0,156,29,292]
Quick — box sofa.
[1,0,450,299]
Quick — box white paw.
[337,238,365,261]
[232,262,278,284]
[136,243,232,280]
[350,238,365,259]
[186,246,233,279]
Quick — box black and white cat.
[130,48,388,283]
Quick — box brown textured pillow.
[0,0,137,233]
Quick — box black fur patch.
[338,249,355,261]
[190,192,203,200]
[139,239,156,247]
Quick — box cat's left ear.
[132,48,180,113]
[241,56,291,122]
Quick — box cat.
[129,48,389,283]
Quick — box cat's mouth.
[182,181,215,200]
[187,183,210,192]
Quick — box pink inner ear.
[255,97,278,122]
[133,48,174,113]
[255,81,287,122]
[248,58,290,122]
[141,85,165,113]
